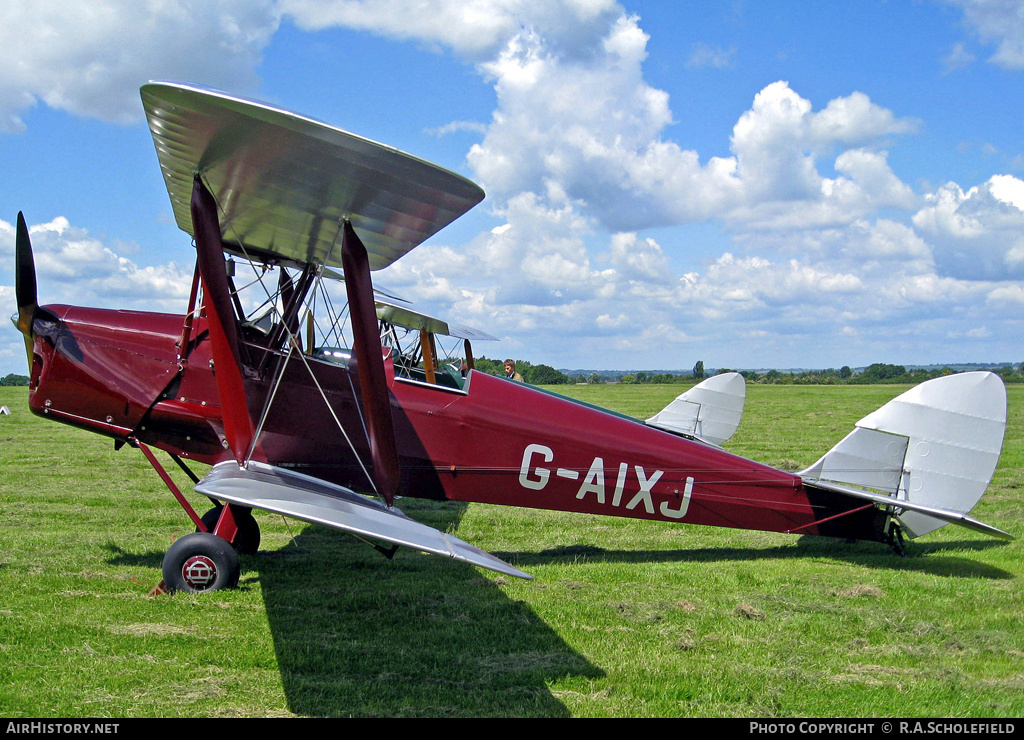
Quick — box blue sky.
[1,0,1023,377]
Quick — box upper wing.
[141,82,485,271]
[376,299,497,342]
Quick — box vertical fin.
[646,372,746,446]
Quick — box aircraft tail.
[799,372,1010,541]
[646,372,746,447]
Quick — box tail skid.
[799,372,1010,541]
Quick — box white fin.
[646,372,746,447]
[800,372,1007,539]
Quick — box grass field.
[0,382,1021,718]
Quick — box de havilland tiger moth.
[11,82,1012,592]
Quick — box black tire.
[198,505,261,555]
[162,532,241,593]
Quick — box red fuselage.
[27,305,883,542]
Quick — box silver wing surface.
[141,82,485,271]
[196,461,531,579]
[376,299,497,342]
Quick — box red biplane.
[12,83,1012,592]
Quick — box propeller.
[11,212,83,369]
[14,212,38,365]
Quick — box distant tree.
[524,364,568,385]
[588,373,601,384]
[692,360,705,379]
[839,365,852,379]
[620,374,637,384]
[473,357,505,376]
[858,363,907,382]
[0,374,29,386]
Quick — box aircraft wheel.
[162,532,241,593]
[198,505,261,555]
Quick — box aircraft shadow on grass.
[104,496,1010,717]
[505,535,1013,580]
[106,500,602,718]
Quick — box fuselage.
[27,304,885,542]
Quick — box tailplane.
[799,372,1010,541]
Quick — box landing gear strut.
[199,505,261,555]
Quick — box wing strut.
[190,176,258,464]
[342,220,401,505]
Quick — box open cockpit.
[197,258,494,395]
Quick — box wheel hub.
[181,555,218,590]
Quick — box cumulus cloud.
[290,2,1023,365]
[912,174,1024,280]
[0,0,279,132]
[280,0,623,61]
[0,215,192,310]
[2,0,1021,370]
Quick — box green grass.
[0,383,1021,717]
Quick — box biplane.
[12,82,1012,593]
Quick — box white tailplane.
[646,372,746,447]
[799,372,1010,540]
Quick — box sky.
[1,0,1022,377]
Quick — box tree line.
[469,359,1024,386]
[725,363,1024,385]
[6,361,1018,389]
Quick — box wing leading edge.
[196,461,532,580]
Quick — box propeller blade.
[14,213,38,365]
[15,213,38,331]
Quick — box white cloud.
[0,0,279,132]
[277,3,1024,367]
[942,41,976,73]
[912,174,1024,280]
[2,1,1021,372]
[947,0,1024,69]
[686,42,735,70]
[279,0,623,60]
[0,215,192,309]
